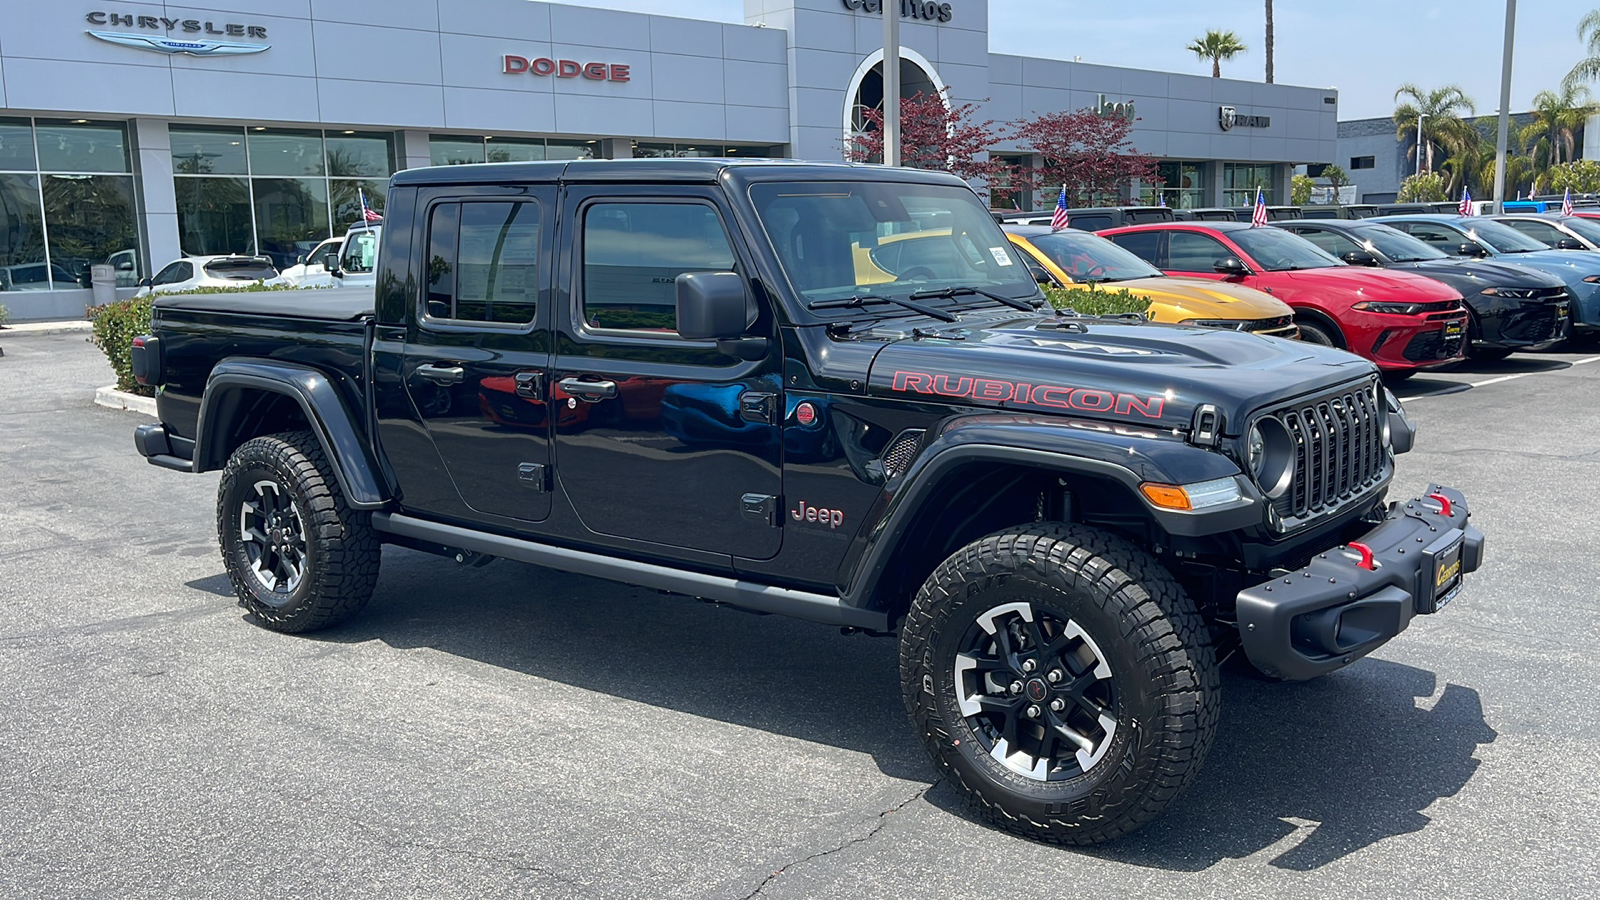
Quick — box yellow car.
[1002,225,1300,339]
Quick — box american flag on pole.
[1050,185,1069,232]
[1458,187,1474,217]
[359,188,383,223]
[1250,187,1267,227]
[1562,188,1575,217]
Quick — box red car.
[1099,222,1469,374]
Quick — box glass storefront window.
[253,177,329,270]
[0,118,37,172]
[329,178,386,228]
[34,120,131,174]
[248,128,326,177]
[325,132,393,178]
[1223,163,1276,206]
[0,173,49,291]
[176,176,253,256]
[42,173,138,286]
[485,138,546,162]
[431,137,485,166]
[170,127,248,176]
[545,140,596,160]
[1145,160,1207,209]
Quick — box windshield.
[1021,230,1165,282]
[1352,224,1449,262]
[1559,216,1600,245]
[1227,226,1344,271]
[748,181,1038,311]
[1464,219,1549,253]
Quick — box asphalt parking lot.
[2,330,1598,899]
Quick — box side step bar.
[372,512,890,632]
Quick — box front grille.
[1402,326,1465,361]
[1264,379,1388,530]
[1246,315,1295,334]
[881,429,925,478]
[1500,290,1570,344]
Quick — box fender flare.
[838,416,1258,610]
[193,358,388,510]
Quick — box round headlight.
[1251,417,1296,498]
[1247,425,1266,476]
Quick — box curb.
[0,320,95,337]
[95,385,157,417]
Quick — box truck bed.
[152,285,374,320]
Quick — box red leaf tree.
[1011,108,1159,207]
[848,88,1016,197]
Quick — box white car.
[328,221,381,289]
[135,255,284,297]
[276,238,343,286]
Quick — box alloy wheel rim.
[239,479,307,597]
[953,600,1118,781]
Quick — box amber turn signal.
[1139,483,1192,510]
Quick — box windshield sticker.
[989,247,1014,266]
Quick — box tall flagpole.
[1492,0,1516,214]
[882,0,900,167]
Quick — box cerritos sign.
[502,56,631,83]
[841,0,955,24]
[85,11,270,56]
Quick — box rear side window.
[1068,214,1112,232]
[1166,232,1232,272]
[582,201,735,333]
[204,259,277,281]
[424,201,541,325]
[1295,229,1360,257]
[1398,223,1460,246]
[1106,231,1161,266]
[1501,219,1564,247]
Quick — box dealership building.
[0,0,1339,320]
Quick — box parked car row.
[133,218,383,298]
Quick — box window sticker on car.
[989,246,1014,266]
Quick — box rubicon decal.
[790,500,844,529]
[891,371,1166,419]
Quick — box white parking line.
[1399,354,1600,403]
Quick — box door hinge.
[514,370,545,398]
[739,391,779,424]
[518,462,550,492]
[741,493,778,526]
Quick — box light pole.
[1492,0,1516,214]
[882,0,900,167]
[1415,113,1427,179]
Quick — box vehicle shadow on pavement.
[1067,659,1497,870]
[300,549,936,782]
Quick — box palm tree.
[1517,85,1594,180]
[1187,31,1247,78]
[1564,9,1600,91]
[1392,84,1476,175]
[1265,1,1275,84]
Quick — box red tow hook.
[1427,493,1454,517]
[1347,542,1376,571]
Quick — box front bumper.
[1236,484,1484,680]
[1360,313,1468,372]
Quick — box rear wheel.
[217,431,380,633]
[900,524,1219,844]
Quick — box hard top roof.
[390,157,968,188]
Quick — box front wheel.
[217,431,381,633]
[899,524,1219,844]
[1295,318,1340,347]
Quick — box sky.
[563,0,1594,121]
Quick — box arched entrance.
[843,48,945,160]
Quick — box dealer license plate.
[1443,320,1465,339]
[1430,537,1464,612]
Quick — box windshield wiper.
[909,285,1041,312]
[807,293,959,322]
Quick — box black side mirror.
[1555,238,1584,250]
[1213,256,1250,276]
[1458,242,1489,258]
[1341,250,1380,267]
[677,271,765,359]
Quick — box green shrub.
[1044,286,1152,318]
[87,281,316,396]
[88,296,153,395]
[0,300,10,326]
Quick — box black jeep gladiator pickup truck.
[131,159,1484,844]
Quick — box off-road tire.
[900,523,1219,845]
[217,431,380,633]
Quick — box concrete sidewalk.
[0,318,94,337]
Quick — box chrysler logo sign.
[1219,105,1271,130]
[89,31,269,55]
[84,11,270,55]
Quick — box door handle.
[558,377,618,402]
[415,363,465,385]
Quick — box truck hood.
[1120,276,1293,321]
[1264,266,1463,302]
[863,316,1374,434]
